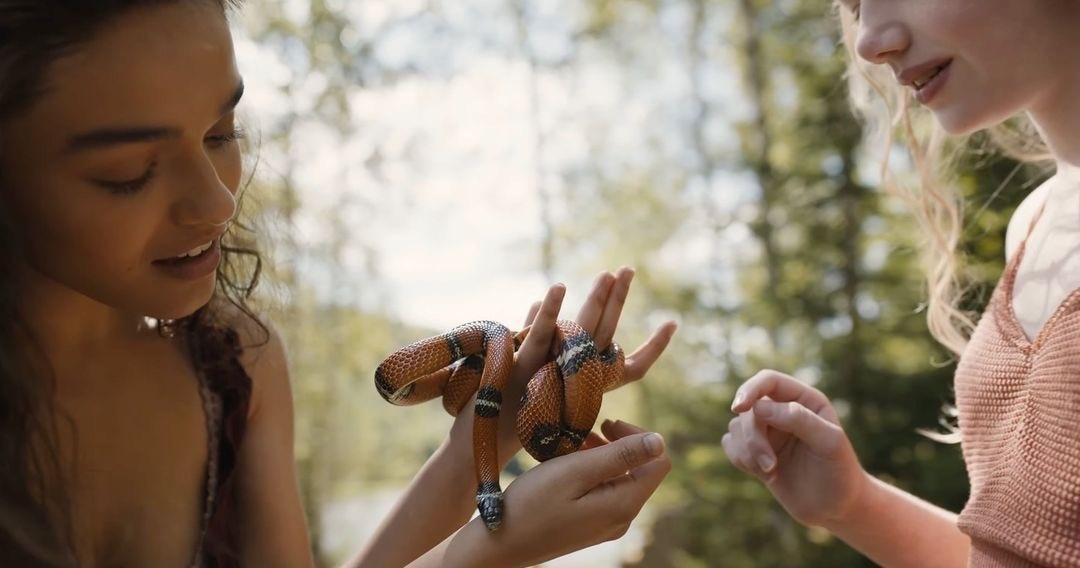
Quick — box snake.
[374,319,627,531]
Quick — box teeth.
[914,66,944,89]
[176,241,213,259]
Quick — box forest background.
[231,1,1042,566]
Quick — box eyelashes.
[95,127,247,196]
[206,126,247,149]
[97,163,158,195]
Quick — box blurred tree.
[230,1,1047,566]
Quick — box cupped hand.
[442,420,671,568]
[722,369,869,528]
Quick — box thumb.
[753,399,845,457]
[568,432,665,494]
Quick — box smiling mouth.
[913,62,950,91]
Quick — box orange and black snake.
[374,319,627,531]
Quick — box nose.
[169,151,237,229]
[855,16,911,65]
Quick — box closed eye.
[93,126,245,196]
[205,127,246,149]
[94,163,157,195]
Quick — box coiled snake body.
[374,320,627,531]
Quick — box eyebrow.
[65,80,245,154]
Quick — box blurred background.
[229,0,1044,566]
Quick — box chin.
[146,277,218,321]
[931,94,1030,137]
[932,107,991,136]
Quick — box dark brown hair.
[0,1,263,564]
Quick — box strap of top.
[191,365,223,568]
[1024,201,1048,242]
[1006,200,1049,278]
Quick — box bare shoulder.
[214,301,292,420]
[1005,178,1053,262]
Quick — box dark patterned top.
[187,326,253,568]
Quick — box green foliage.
[233,1,1044,566]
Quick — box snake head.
[476,482,504,531]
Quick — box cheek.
[14,180,159,293]
[29,194,153,277]
[923,3,1058,134]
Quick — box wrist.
[442,518,517,568]
[433,437,478,500]
[822,469,879,533]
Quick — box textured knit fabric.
[187,325,253,568]
[954,205,1080,568]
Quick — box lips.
[912,65,946,90]
[897,58,952,89]
[897,58,953,105]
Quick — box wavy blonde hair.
[834,3,1053,361]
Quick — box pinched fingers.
[753,399,846,458]
[730,369,833,418]
[721,412,777,479]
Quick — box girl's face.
[844,0,1080,135]
[0,2,243,321]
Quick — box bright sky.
[232,1,759,333]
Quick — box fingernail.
[644,433,665,456]
[756,401,774,419]
[757,454,775,473]
[731,391,745,411]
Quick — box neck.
[1027,43,1080,178]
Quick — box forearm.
[343,439,476,568]
[407,517,504,568]
[825,473,970,568]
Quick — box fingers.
[580,431,608,451]
[576,271,616,334]
[523,300,542,327]
[725,411,778,479]
[600,418,645,441]
[753,399,845,457]
[592,267,634,350]
[579,431,671,522]
[623,321,678,382]
[516,284,565,371]
[567,431,666,496]
[730,369,832,417]
[580,419,645,450]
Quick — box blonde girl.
[723,2,1080,566]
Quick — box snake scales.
[374,319,627,531]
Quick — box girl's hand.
[447,267,678,468]
[722,369,870,529]
[438,420,671,568]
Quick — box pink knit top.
[954,206,1080,567]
